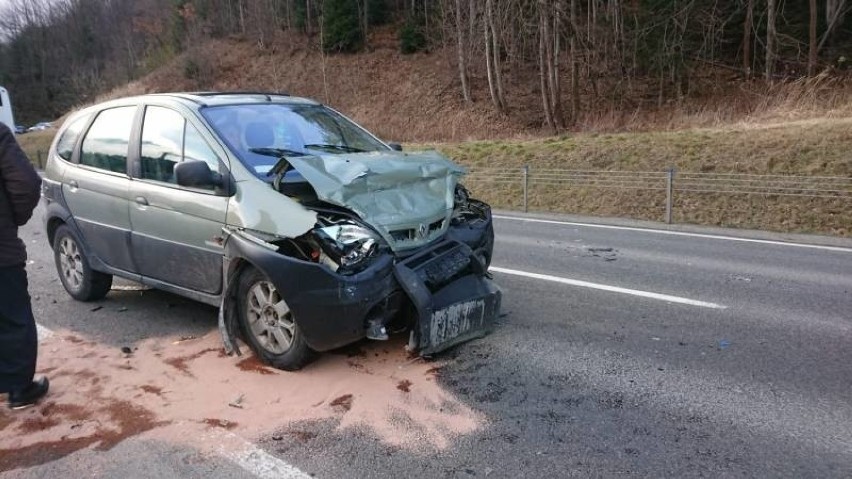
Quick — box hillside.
[15,31,851,237]
[86,34,852,144]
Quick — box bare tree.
[569,0,579,123]
[809,0,818,75]
[537,0,561,132]
[484,0,506,112]
[820,0,848,51]
[743,0,754,78]
[454,0,471,103]
[765,0,776,81]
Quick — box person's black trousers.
[0,265,37,393]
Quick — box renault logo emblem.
[417,223,428,239]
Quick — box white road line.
[490,266,727,309]
[212,431,312,479]
[493,215,852,253]
[36,323,53,342]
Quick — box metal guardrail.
[464,166,852,224]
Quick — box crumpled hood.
[286,150,465,250]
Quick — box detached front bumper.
[220,217,500,356]
[394,240,501,355]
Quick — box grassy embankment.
[18,119,851,236]
[428,118,852,236]
[16,130,54,169]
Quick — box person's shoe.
[8,377,49,410]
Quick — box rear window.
[55,115,90,161]
[79,107,136,174]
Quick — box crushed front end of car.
[219,150,500,360]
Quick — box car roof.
[76,92,323,116]
[146,92,321,108]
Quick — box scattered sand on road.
[0,331,481,471]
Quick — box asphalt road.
[2,207,851,478]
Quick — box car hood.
[287,150,465,251]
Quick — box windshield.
[201,103,389,176]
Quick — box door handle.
[67,180,78,189]
[135,196,149,206]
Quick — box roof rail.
[155,93,206,104]
[192,91,290,101]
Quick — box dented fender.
[226,179,317,238]
[218,227,399,353]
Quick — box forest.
[1,0,850,129]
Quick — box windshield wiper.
[304,144,366,153]
[248,147,306,157]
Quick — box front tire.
[237,267,314,371]
[53,224,112,301]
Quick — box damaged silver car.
[42,92,500,370]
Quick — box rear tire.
[237,267,315,371]
[53,224,112,301]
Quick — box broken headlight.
[314,223,382,273]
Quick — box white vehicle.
[0,86,15,131]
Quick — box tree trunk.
[820,0,847,51]
[538,1,555,132]
[238,0,246,34]
[454,0,471,103]
[765,0,776,82]
[743,0,753,78]
[809,0,818,75]
[570,0,579,123]
[484,0,499,110]
[548,8,562,127]
[487,0,506,110]
[484,0,505,112]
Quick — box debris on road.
[90,305,103,312]
[586,247,619,261]
[330,394,354,412]
[228,394,245,409]
[111,284,152,292]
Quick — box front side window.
[80,106,136,174]
[56,115,90,161]
[184,123,220,176]
[202,104,388,176]
[140,106,184,183]
[139,106,221,190]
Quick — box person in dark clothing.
[0,122,48,409]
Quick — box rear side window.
[80,107,135,174]
[55,115,90,161]
[139,106,220,190]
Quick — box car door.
[62,105,139,273]
[128,105,229,294]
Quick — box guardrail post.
[522,165,529,213]
[665,167,675,224]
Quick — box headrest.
[244,122,274,148]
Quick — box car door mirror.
[388,142,403,151]
[175,160,220,188]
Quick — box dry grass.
[425,118,852,236]
[570,74,852,134]
[16,130,55,168]
[87,33,851,142]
